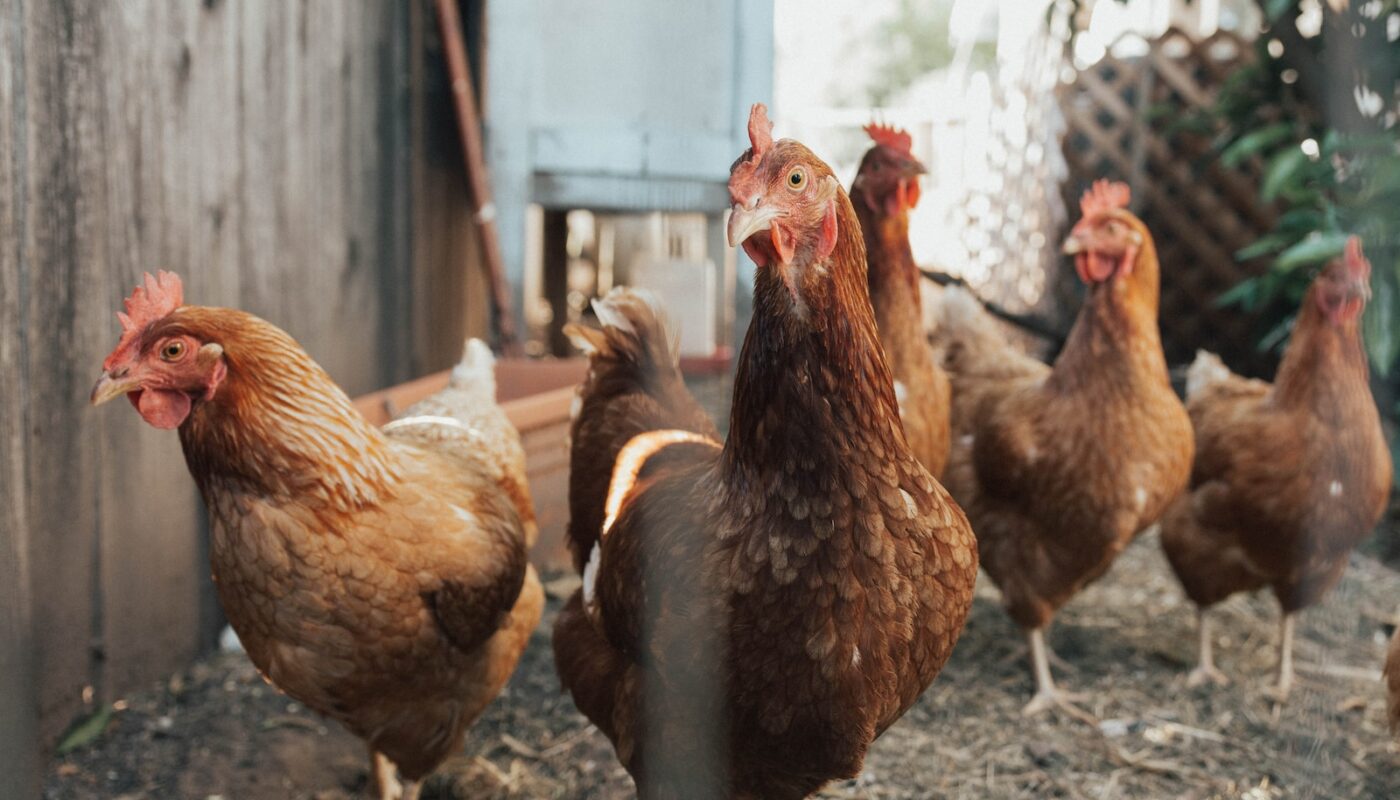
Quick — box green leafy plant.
[1200,0,1400,372]
[1216,132,1400,368]
[1066,0,1400,488]
[1071,1,1398,372]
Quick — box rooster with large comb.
[1162,236,1390,701]
[930,179,1193,716]
[851,120,951,478]
[553,103,977,798]
[90,273,543,800]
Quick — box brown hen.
[851,122,952,478]
[931,180,1194,715]
[90,274,543,800]
[1160,237,1391,700]
[552,104,978,799]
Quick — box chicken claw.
[1186,610,1229,688]
[1024,630,1097,724]
[1022,687,1096,723]
[372,750,421,800]
[1186,663,1230,688]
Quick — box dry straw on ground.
[45,527,1400,799]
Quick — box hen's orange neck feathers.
[856,183,921,299]
[1051,214,1166,392]
[1274,255,1373,418]
[164,307,401,510]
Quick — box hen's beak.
[727,204,781,248]
[1061,234,1086,256]
[901,158,928,178]
[90,369,141,406]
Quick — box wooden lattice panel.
[1058,27,1279,377]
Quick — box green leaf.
[1272,207,1325,235]
[1365,276,1399,375]
[1220,123,1294,167]
[1274,232,1351,272]
[1215,279,1260,309]
[1261,147,1309,202]
[1235,232,1298,261]
[1258,315,1296,353]
[1360,158,1400,202]
[56,705,115,755]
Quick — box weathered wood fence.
[1058,27,1280,376]
[1,1,489,792]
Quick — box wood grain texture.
[21,0,110,746]
[0,0,41,792]
[3,0,480,750]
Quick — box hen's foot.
[1261,678,1293,706]
[1022,688,1096,724]
[372,751,412,800]
[1186,663,1229,688]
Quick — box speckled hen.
[1161,237,1391,700]
[551,104,978,800]
[90,273,543,800]
[930,180,1194,716]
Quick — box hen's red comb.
[103,271,183,370]
[747,103,773,158]
[864,122,913,156]
[1079,179,1131,219]
[1344,235,1370,279]
[118,271,183,333]
[729,104,776,203]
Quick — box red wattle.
[1075,252,1117,283]
[742,237,771,267]
[136,388,192,430]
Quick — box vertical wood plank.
[7,0,452,750]
[21,0,109,744]
[409,0,487,375]
[372,0,416,388]
[91,0,215,699]
[0,0,40,792]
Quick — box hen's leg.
[1022,628,1093,722]
[401,780,421,800]
[1264,612,1296,704]
[1187,608,1229,687]
[371,749,405,800]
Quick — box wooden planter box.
[353,359,587,572]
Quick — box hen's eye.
[160,341,186,362]
[787,169,807,191]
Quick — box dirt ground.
[43,524,1400,800]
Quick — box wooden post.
[542,209,572,357]
[435,0,521,355]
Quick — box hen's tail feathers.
[449,338,497,396]
[1185,350,1231,402]
[564,287,680,371]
